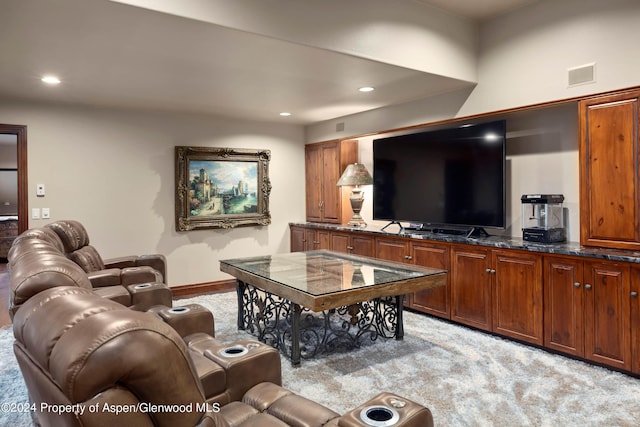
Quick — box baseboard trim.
[170,279,236,297]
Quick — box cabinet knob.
[404,255,413,260]
[485,268,496,274]
[585,284,592,290]
[490,269,496,274]
[347,246,354,251]
[631,291,638,298]
[486,268,492,273]
[574,282,581,288]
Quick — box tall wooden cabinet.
[305,139,358,224]
[580,89,640,250]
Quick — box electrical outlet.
[42,208,50,219]
[36,183,45,197]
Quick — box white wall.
[0,100,306,285]
[460,0,640,116]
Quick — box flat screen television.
[373,120,506,236]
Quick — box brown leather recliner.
[8,227,172,317]
[45,219,167,287]
[13,286,434,427]
[8,228,287,419]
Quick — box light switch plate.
[32,208,40,219]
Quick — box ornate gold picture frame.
[175,146,271,231]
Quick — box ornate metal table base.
[236,281,404,365]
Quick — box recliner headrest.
[45,220,90,253]
[10,227,64,254]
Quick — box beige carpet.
[2,291,640,426]
[180,291,640,427]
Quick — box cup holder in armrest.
[133,283,153,289]
[167,306,190,314]
[359,405,400,427]
[219,345,249,358]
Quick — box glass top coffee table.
[220,250,446,365]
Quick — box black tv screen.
[373,120,506,231]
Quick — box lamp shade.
[336,163,373,187]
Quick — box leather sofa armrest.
[105,254,167,282]
[92,286,132,307]
[87,268,121,287]
[153,304,215,337]
[186,333,282,403]
[126,282,173,311]
[336,392,434,427]
[199,339,283,403]
[120,266,162,286]
[103,255,137,269]
[88,267,160,288]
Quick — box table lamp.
[337,163,373,228]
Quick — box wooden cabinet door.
[580,91,640,250]
[544,256,584,356]
[451,246,492,331]
[410,241,450,319]
[631,266,640,373]
[330,232,350,253]
[305,145,323,222]
[290,226,306,252]
[492,250,543,345]
[319,144,341,222]
[583,261,631,371]
[350,234,375,257]
[376,237,410,263]
[316,229,332,250]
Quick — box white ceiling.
[0,0,537,125]
[417,0,539,21]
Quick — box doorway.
[0,124,26,325]
[0,123,27,238]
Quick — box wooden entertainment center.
[295,86,640,375]
[291,222,640,375]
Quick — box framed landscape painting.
[175,146,271,230]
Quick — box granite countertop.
[290,222,640,264]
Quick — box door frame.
[0,124,27,233]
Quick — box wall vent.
[568,63,596,87]
[336,122,345,132]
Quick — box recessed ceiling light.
[358,86,375,92]
[279,112,291,117]
[41,75,61,85]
